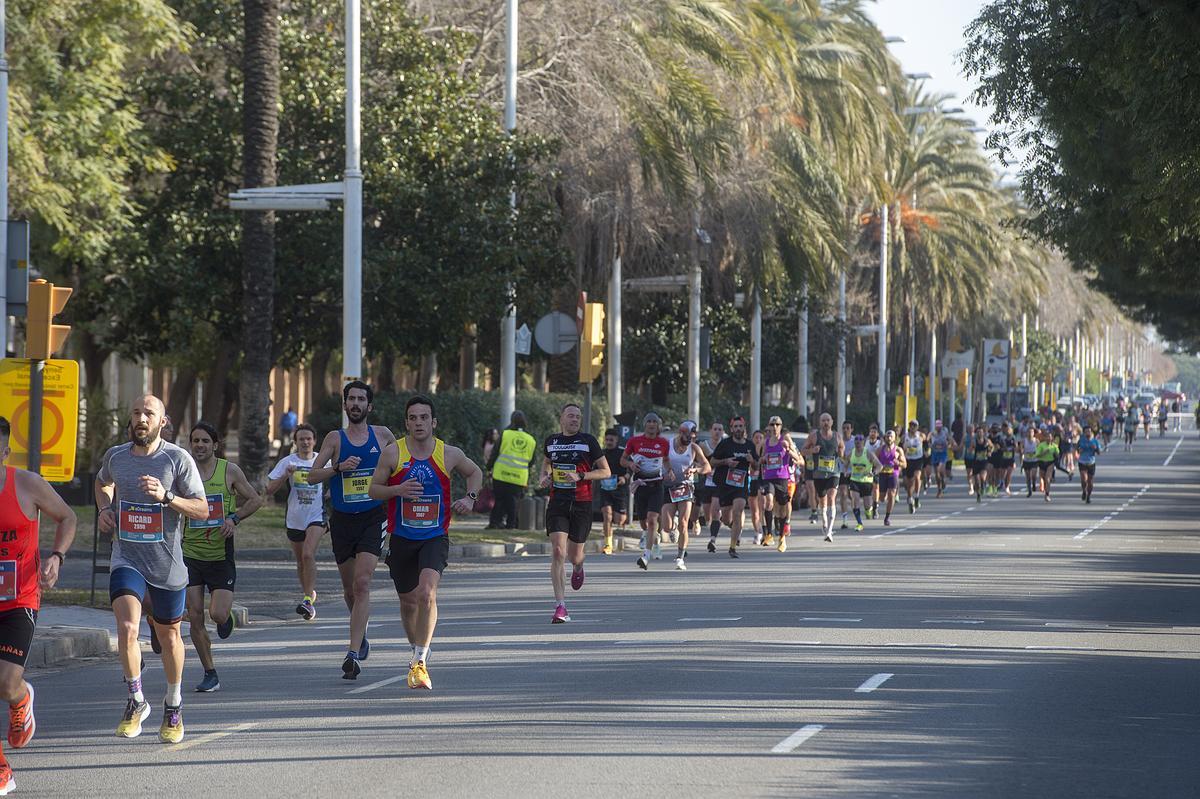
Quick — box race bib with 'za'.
[340,469,373,503]
[0,561,15,602]
[119,500,165,543]
[189,493,225,529]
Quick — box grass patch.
[41,587,110,609]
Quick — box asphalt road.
[20,433,1200,798]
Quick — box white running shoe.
[674,557,687,571]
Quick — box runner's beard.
[346,406,367,423]
[132,427,160,448]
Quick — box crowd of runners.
[0,377,1183,791]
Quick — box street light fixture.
[905,71,933,80]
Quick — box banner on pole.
[981,339,1010,393]
[940,349,974,378]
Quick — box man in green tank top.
[183,422,262,693]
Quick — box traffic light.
[578,302,605,383]
[957,368,969,397]
[26,279,73,361]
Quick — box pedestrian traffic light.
[578,302,605,383]
[26,279,73,361]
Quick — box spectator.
[279,407,298,451]
[487,411,536,530]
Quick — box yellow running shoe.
[116,699,151,738]
[158,705,184,744]
[602,538,613,555]
[763,533,775,547]
[777,537,788,553]
[408,660,432,690]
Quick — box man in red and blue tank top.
[0,416,77,794]
[369,395,482,692]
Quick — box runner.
[876,430,906,526]
[97,395,208,743]
[1036,430,1060,502]
[928,420,954,498]
[707,416,757,558]
[970,427,993,503]
[698,422,725,549]
[1100,408,1115,451]
[540,403,609,619]
[748,429,768,545]
[1020,423,1040,497]
[0,416,76,794]
[1060,419,1077,481]
[803,413,844,542]
[997,423,1017,496]
[844,434,881,531]
[1076,424,1102,503]
[962,423,977,496]
[1141,404,1152,440]
[1123,408,1139,451]
[986,424,1005,497]
[864,425,883,518]
[307,381,397,680]
[597,428,628,556]
[760,416,802,551]
[621,414,670,562]
[902,421,924,513]
[266,423,326,620]
[836,421,854,531]
[368,395,482,688]
[183,422,262,693]
[1157,401,1169,438]
[659,421,711,570]
[920,425,934,496]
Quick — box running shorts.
[286,520,328,543]
[718,485,749,508]
[633,482,665,520]
[877,473,897,491]
[598,488,627,514]
[329,506,388,565]
[930,451,948,466]
[769,479,791,504]
[184,557,236,593]
[385,534,449,595]
[110,567,186,625]
[812,476,838,495]
[852,481,873,497]
[970,461,989,475]
[1078,463,1096,476]
[546,499,592,544]
[0,608,36,668]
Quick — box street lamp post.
[878,203,888,428]
[499,0,518,427]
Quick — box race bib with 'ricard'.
[340,469,374,503]
[818,456,838,473]
[669,482,694,503]
[726,468,748,488]
[119,501,165,543]
[189,493,226,529]
[401,495,442,530]
[0,561,15,602]
[600,476,618,492]
[552,464,578,490]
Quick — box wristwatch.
[466,491,478,501]
[228,513,241,526]
[162,489,175,505]
[50,550,65,564]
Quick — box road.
[20,433,1200,798]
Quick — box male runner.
[844,434,881,531]
[1076,425,1102,503]
[836,421,854,531]
[876,430,906,526]
[902,421,924,513]
[997,423,1018,496]
[659,421,711,570]
[1036,430,1060,502]
[699,422,726,544]
[707,416,757,557]
[621,413,669,562]
[761,416,801,551]
[970,427,994,503]
[368,395,482,688]
[540,403,609,621]
[184,422,262,693]
[1122,409,1139,451]
[1099,408,1115,451]
[308,381,397,679]
[804,413,844,542]
[864,425,883,518]
[0,417,76,794]
[266,422,326,620]
[962,423,977,496]
[597,429,628,556]
[928,420,954,498]
[97,395,208,743]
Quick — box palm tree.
[240,0,280,484]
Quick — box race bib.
[599,476,618,491]
[401,495,442,530]
[669,482,694,503]
[818,456,837,473]
[1003,450,1014,459]
[340,469,373,503]
[906,446,920,458]
[552,464,578,490]
[0,561,15,602]
[726,468,747,488]
[881,466,894,475]
[189,493,225,529]
[851,461,871,478]
[292,468,310,487]
[763,452,782,469]
[636,456,663,477]
[119,500,164,543]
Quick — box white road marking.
[854,673,894,693]
[677,617,742,622]
[1075,484,1149,539]
[1163,436,1184,466]
[1045,622,1109,628]
[753,640,822,646]
[167,722,257,752]
[883,642,957,648]
[1024,645,1098,651]
[922,619,985,624]
[347,675,407,694]
[799,617,862,622]
[770,724,825,753]
[436,621,504,626]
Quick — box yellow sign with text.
[0,358,80,482]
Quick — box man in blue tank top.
[307,381,398,680]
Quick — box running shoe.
[552,604,571,624]
[638,534,646,550]
[809,511,818,524]
[777,537,787,553]
[763,533,774,546]
[907,498,914,514]
[116,698,151,738]
[824,531,833,543]
[216,613,235,640]
[358,636,371,661]
[728,547,739,559]
[652,544,662,560]
[408,660,432,690]
[1044,495,1051,503]
[149,623,161,655]
[840,521,847,530]
[297,598,317,621]
[571,565,585,590]
[855,523,864,532]
[0,762,13,796]
[754,533,763,546]
[342,655,361,680]
[707,540,716,553]
[1086,495,1092,504]
[674,557,687,571]
[602,542,613,556]
[7,683,33,748]
[1081,488,1087,502]
[884,516,891,527]
[194,670,220,693]
[158,704,184,744]
[637,556,648,570]
[976,491,982,504]
[914,497,921,509]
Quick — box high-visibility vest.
[492,428,536,486]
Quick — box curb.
[29,626,114,668]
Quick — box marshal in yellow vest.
[492,428,536,486]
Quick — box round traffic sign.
[534,312,578,356]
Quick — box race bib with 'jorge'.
[340,469,374,503]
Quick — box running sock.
[414,645,429,664]
[345,649,359,661]
[127,675,144,703]
[709,519,720,537]
[165,682,182,708]
[853,508,863,525]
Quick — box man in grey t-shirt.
[96,394,207,745]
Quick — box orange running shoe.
[0,760,13,795]
[7,682,34,749]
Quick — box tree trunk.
[164,367,198,442]
[309,347,332,407]
[238,0,280,486]
[376,352,395,394]
[459,324,477,389]
[418,353,439,393]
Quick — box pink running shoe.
[570,566,585,591]
[552,604,571,624]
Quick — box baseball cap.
[679,420,697,432]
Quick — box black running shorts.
[385,534,449,595]
[0,608,36,668]
[184,557,236,593]
[546,499,592,544]
[329,506,388,564]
